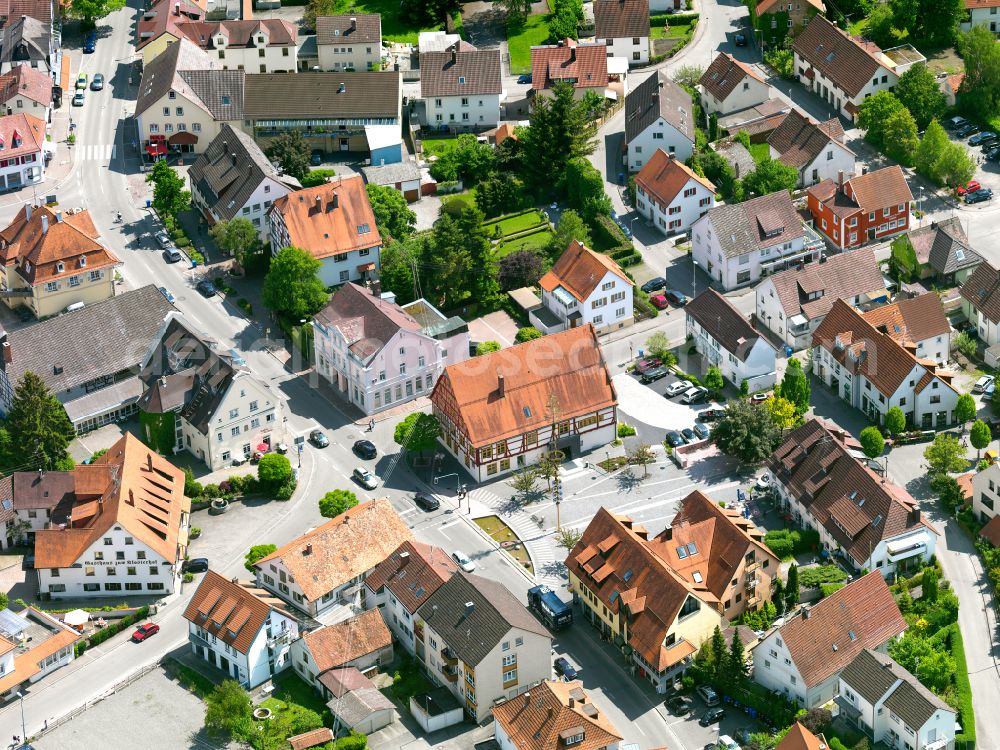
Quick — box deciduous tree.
[738,157,798,199]
[262,246,328,320]
[768,396,797,431]
[858,91,907,150]
[258,453,292,488]
[895,63,947,129]
[393,412,441,455]
[498,0,532,23]
[146,160,189,217]
[672,64,704,89]
[934,141,977,188]
[779,357,810,414]
[205,680,253,738]
[555,527,583,550]
[547,209,591,259]
[475,173,522,218]
[366,184,416,241]
[628,443,656,478]
[430,134,496,185]
[379,239,417,302]
[885,406,907,437]
[883,108,920,166]
[959,27,1000,121]
[971,419,991,458]
[866,4,898,48]
[712,399,782,465]
[265,130,311,182]
[956,392,977,427]
[704,366,724,394]
[209,218,260,267]
[923,432,967,475]
[860,426,886,459]
[244,544,277,573]
[510,468,539,500]
[914,120,950,179]
[498,249,545,290]
[319,489,359,518]
[69,0,125,24]
[515,327,543,343]
[476,341,502,355]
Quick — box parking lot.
[614,370,723,442]
[947,116,1000,201]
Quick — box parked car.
[985,381,995,401]
[154,230,172,248]
[310,149,324,165]
[699,707,725,726]
[641,277,667,293]
[957,122,980,137]
[974,375,995,393]
[665,380,693,397]
[76,72,87,90]
[72,91,84,106]
[309,429,330,447]
[665,431,684,448]
[452,550,475,572]
[414,491,440,511]
[182,558,209,573]
[131,623,160,642]
[698,408,725,422]
[717,736,740,750]
[353,466,378,490]
[948,116,969,130]
[750,392,772,403]
[634,357,662,375]
[83,31,97,53]
[734,31,747,45]
[517,73,532,84]
[352,439,377,459]
[196,279,217,297]
[970,131,997,146]
[957,180,982,195]
[641,366,669,383]
[696,685,720,706]
[987,145,1000,162]
[157,286,175,302]
[682,386,709,404]
[966,188,994,204]
[162,247,182,263]
[664,289,688,306]
[90,73,104,91]
[693,422,711,439]
[666,695,693,714]
[650,294,669,310]
[553,656,579,680]
[681,427,697,443]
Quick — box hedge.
[950,623,976,747]
[75,606,150,656]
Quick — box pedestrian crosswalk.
[466,486,561,582]
[75,143,115,163]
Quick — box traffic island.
[474,515,534,574]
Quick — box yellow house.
[566,506,724,693]
[0,204,120,319]
[136,0,206,65]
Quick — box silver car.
[452,550,476,572]
[352,467,378,490]
[154,230,172,249]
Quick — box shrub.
[183,572,194,583]
[258,453,292,489]
[274,479,297,501]
[820,583,845,598]
[618,422,637,437]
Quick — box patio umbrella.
[256,442,269,453]
[63,609,89,627]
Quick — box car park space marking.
[398,507,418,516]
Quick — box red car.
[957,180,982,195]
[132,622,160,642]
[650,294,669,310]
[634,357,662,374]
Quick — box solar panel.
[0,609,30,636]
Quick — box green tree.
[921,567,939,603]
[510,468,539,500]
[425,211,473,308]
[475,173,522,218]
[769,396,797,431]
[785,564,800,608]
[866,3,898,48]
[673,64,704,89]
[146,160,190,217]
[365,184,416,241]
[258,453,292,488]
[934,141,976,188]
[547,209,591,260]
[262,246,329,320]
[499,0,532,22]
[430,134,496,184]
[885,406,907,437]
[265,130,311,182]
[971,419,992,458]
[547,0,581,40]
[727,628,749,679]
[704,366,724,394]
[923,432,967,475]
[393,412,441,455]
[954,331,977,359]
[319,489,359,518]
[913,0,964,45]
[244,544,277,573]
[209,217,260,267]
[779,357,810,414]
[709,625,728,681]
[379,239,416,301]
[958,26,1000,121]
[555,526,583,550]
[956,392,977,427]
[739,158,798,198]
[712,399,782,465]
[644,331,675,364]
[772,578,786,616]
[498,249,545,290]
[890,0,918,33]
[69,0,124,24]
[860,426,885,459]
[895,63,947,130]
[915,649,957,693]
[565,157,611,219]
[4,372,75,470]
[763,48,794,79]
[883,108,920,166]
[690,150,737,198]
[628,442,656,478]
[515,327,543,343]
[931,472,966,512]
[890,235,919,281]
[858,91,907,150]
[519,82,597,196]
[204,680,253,738]
[914,120,950,179]
[476,341,502,355]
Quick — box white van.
[65,301,85,313]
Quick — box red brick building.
[806,165,912,250]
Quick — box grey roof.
[328,687,395,727]
[63,376,144,423]
[702,190,803,259]
[360,161,421,186]
[416,572,550,667]
[686,288,772,361]
[0,15,49,68]
[624,69,695,144]
[927,222,983,277]
[316,14,382,45]
[243,71,400,120]
[298,34,317,60]
[136,39,218,116]
[713,141,756,180]
[189,123,298,220]
[178,69,245,120]
[1,286,174,396]
[841,649,952,730]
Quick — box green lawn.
[483,209,547,237]
[320,0,442,42]
[475,515,534,572]
[749,142,771,164]
[441,188,477,210]
[650,13,698,40]
[496,227,554,257]
[420,134,459,158]
[507,14,550,75]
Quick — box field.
[507,14,550,75]
[475,515,534,572]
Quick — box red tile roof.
[363,540,458,613]
[175,19,297,50]
[594,0,650,39]
[776,723,830,750]
[861,293,950,350]
[792,16,885,98]
[431,324,617,448]
[981,515,1000,546]
[136,0,205,49]
[770,572,905,688]
[301,608,391,672]
[493,680,623,750]
[846,165,913,211]
[965,0,1000,8]
[0,64,52,106]
[699,52,766,103]
[183,571,293,654]
[420,43,502,98]
[766,247,884,323]
[634,149,715,208]
[538,240,631,303]
[959,261,1000,323]
[767,109,850,169]
[531,40,608,91]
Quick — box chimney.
[315,195,322,211]
[304,543,313,555]
[464,601,475,616]
[222,140,228,152]
[801,604,810,620]
[451,47,457,65]
[174,1,179,14]
[547,707,554,719]
[838,170,844,187]
[231,152,237,164]
[350,15,356,29]
[232,577,239,584]
[497,370,504,398]
[41,215,48,233]
[569,45,576,63]
[909,506,921,524]
[147,453,153,471]
[568,697,575,708]
[332,193,339,209]
[55,210,62,223]
[160,375,167,388]
[524,692,531,706]
[1,341,11,367]
[338,81,346,93]
[127,489,134,506]
[24,203,31,221]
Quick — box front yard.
[650,12,698,40]
[507,14,550,75]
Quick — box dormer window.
[56,261,64,273]
[79,256,86,267]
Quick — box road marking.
[399,507,418,516]
[438,519,463,531]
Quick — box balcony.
[414,623,424,642]
[441,646,458,667]
[745,561,759,574]
[441,664,458,683]
[745,575,758,591]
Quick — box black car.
[414,491,440,511]
[641,277,667,293]
[517,73,532,84]
[182,558,209,573]
[970,131,998,146]
[353,439,377,459]
[699,707,725,726]
[987,145,1000,161]
[666,695,693,715]
[957,123,981,138]
[196,279,217,297]
[309,429,330,447]
[665,430,684,448]
[640,366,669,383]
[681,427,696,443]
[664,289,688,306]
[310,149,324,165]
[967,188,994,204]
[948,116,969,130]
[734,31,747,45]
[698,408,725,422]
[554,657,579,680]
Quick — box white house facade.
[962,0,1000,34]
[635,148,715,237]
[420,44,503,131]
[625,71,696,172]
[698,52,770,115]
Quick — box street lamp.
[16,691,26,748]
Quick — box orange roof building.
[33,433,191,599]
[430,324,618,482]
[268,175,382,288]
[493,680,623,750]
[566,506,723,693]
[0,606,84,702]
[0,201,121,319]
[292,608,393,681]
[183,570,300,688]
[635,148,716,236]
[776,723,830,750]
[534,240,633,333]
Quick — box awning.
[256,442,269,452]
[604,89,618,100]
[168,131,198,146]
[63,609,89,627]
[357,262,376,272]
[146,141,167,157]
[886,534,928,562]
